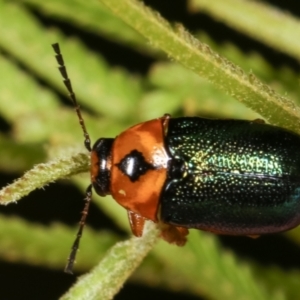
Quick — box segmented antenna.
[52,43,93,274]
[52,43,91,152]
[65,185,93,274]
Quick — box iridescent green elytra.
[160,117,300,235]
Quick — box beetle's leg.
[252,118,265,124]
[127,210,146,237]
[247,235,260,239]
[160,224,189,246]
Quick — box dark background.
[1,0,300,299]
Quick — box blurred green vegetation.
[1,0,300,299]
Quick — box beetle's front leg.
[127,210,147,237]
[159,223,189,246]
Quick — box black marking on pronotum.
[116,150,155,182]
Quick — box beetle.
[52,43,300,274]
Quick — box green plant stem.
[0,153,89,204]
[60,221,159,300]
[98,0,300,134]
[189,0,300,62]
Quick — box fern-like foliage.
[0,0,300,299]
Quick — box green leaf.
[18,0,152,53]
[99,0,300,133]
[1,0,300,299]
[189,0,300,62]
[61,222,158,300]
[0,214,119,270]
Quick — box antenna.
[52,43,91,152]
[52,43,93,274]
